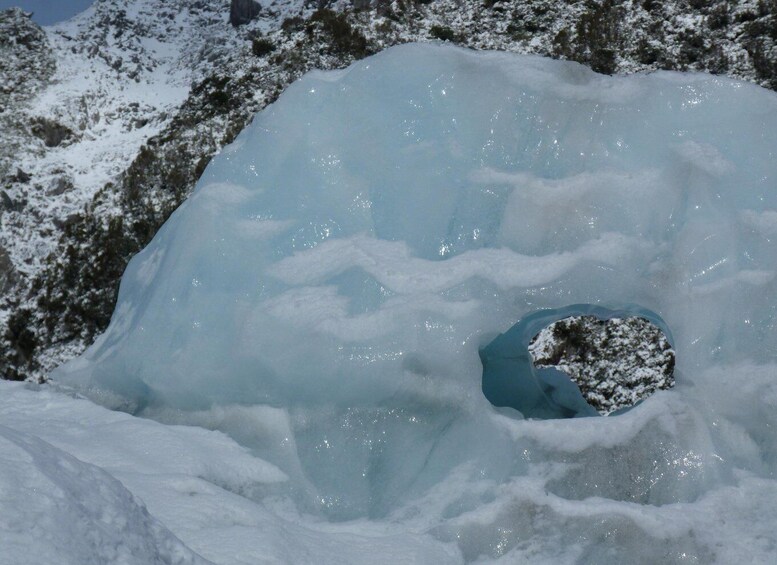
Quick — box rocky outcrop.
[30,117,75,148]
[0,8,54,112]
[0,245,15,295]
[229,0,261,27]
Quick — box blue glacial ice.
[55,44,777,561]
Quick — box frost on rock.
[529,315,675,415]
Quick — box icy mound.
[56,44,777,560]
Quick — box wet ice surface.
[44,44,777,562]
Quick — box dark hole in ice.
[480,304,675,419]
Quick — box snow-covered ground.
[5,362,777,564]
[0,381,460,565]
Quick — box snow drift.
[51,44,777,561]
[0,423,210,565]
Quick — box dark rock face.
[0,245,15,295]
[229,0,261,27]
[30,117,74,148]
[11,168,30,183]
[529,316,675,415]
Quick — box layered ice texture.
[53,44,777,561]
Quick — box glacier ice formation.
[55,44,777,561]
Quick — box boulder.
[229,0,261,27]
[12,168,30,183]
[47,175,72,196]
[30,117,74,148]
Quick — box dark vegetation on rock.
[2,0,777,381]
[429,25,456,42]
[251,36,276,57]
[0,246,15,295]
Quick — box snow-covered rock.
[529,314,675,415]
[0,8,54,111]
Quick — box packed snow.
[4,43,777,562]
[0,421,211,565]
[0,381,456,565]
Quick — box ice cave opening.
[481,304,676,419]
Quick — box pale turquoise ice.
[55,44,777,559]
